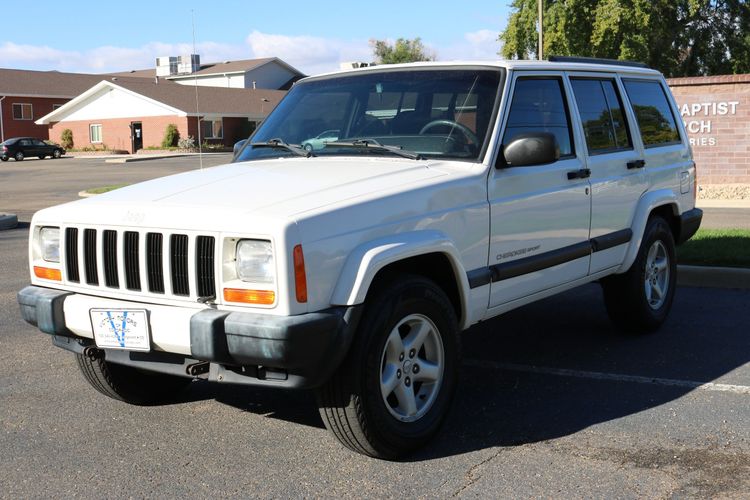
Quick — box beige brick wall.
[668,75,750,184]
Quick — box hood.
[33,157,450,231]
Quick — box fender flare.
[329,230,471,327]
[617,189,680,273]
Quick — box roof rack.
[548,55,649,69]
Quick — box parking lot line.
[464,359,750,395]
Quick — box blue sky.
[0,0,510,75]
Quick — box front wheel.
[53,149,62,158]
[316,276,460,459]
[14,152,24,161]
[76,352,192,405]
[601,216,677,333]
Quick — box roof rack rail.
[548,55,649,69]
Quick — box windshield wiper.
[324,139,423,160]
[251,138,313,157]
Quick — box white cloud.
[245,30,371,75]
[438,29,502,61]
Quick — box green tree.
[369,37,435,64]
[499,0,750,77]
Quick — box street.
[1,156,749,497]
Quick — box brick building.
[667,74,750,185]
[36,78,285,153]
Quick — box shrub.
[162,124,180,148]
[60,129,73,149]
[177,136,195,149]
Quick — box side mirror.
[500,132,560,168]
[233,139,248,154]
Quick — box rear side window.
[571,79,632,153]
[623,80,681,147]
[503,78,574,157]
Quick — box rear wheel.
[38,154,46,160]
[76,352,192,405]
[14,152,24,161]
[601,216,677,333]
[316,276,459,459]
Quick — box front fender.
[329,230,471,328]
[617,189,680,273]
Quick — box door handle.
[627,159,646,169]
[567,168,591,180]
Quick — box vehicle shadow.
[177,283,750,460]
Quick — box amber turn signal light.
[34,266,62,281]
[293,244,307,303]
[223,288,275,305]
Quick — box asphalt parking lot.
[1,156,749,497]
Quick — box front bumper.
[18,285,361,388]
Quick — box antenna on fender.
[191,9,203,171]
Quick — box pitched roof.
[0,67,145,98]
[112,78,286,115]
[36,78,287,123]
[111,57,304,79]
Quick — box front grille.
[63,227,216,300]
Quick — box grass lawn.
[84,184,130,195]
[676,228,750,268]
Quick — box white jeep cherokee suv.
[19,57,702,459]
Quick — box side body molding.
[329,231,472,329]
[617,189,680,273]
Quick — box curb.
[677,264,750,289]
[0,213,19,231]
[104,154,189,163]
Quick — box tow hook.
[186,361,210,376]
[83,346,102,359]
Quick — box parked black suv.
[1,137,65,161]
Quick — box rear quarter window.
[623,80,681,147]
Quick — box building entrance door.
[131,122,143,152]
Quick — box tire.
[76,352,192,405]
[53,149,62,159]
[303,143,313,152]
[38,155,46,160]
[316,275,460,459]
[14,152,24,161]
[601,216,677,333]
[1,157,7,162]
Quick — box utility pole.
[538,0,544,60]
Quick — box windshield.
[236,68,503,162]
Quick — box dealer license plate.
[90,309,150,351]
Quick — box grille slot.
[196,236,216,299]
[65,228,79,283]
[170,234,190,296]
[146,233,164,294]
[103,230,119,288]
[83,229,98,285]
[124,231,141,291]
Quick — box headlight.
[40,227,60,263]
[236,240,274,284]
